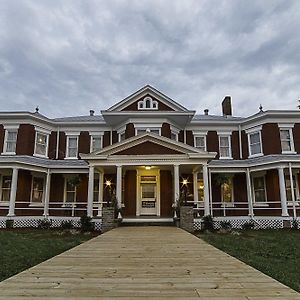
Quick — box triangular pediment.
[80,133,216,160]
[105,85,189,112]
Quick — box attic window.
[138,96,158,110]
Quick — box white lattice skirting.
[0,216,102,231]
[194,217,300,231]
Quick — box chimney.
[204,109,209,115]
[222,96,232,116]
[89,110,95,116]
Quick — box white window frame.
[34,127,50,158]
[117,126,126,142]
[30,175,45,206]
[278,124,296,154]
[90,133,103,153]
[135,126,161,136]
[252,174,268,206]
[2,125,19,155]
[63,177,77,206]
[218,132,232,159]
[65,133,79,159]
[170,126,179,142]
[193,131,207,151]
[0,173,12,206]
[246,126,263,158]
[221,177,234,207]
[137,96,158,110]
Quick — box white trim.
[279,127,296,154]
[33,130,49,158]
[245,125,263,134]
[66,135,79,159]
[248,130,263,158]
[2,129,18,155]
[194,135,207,152]
[90,135,103,153]
[218,135,232,159]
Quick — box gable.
[113,141,183,155]
[121,94,175,111]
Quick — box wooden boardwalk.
[0,226,299,299]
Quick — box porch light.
[182,179,188,186]
[105,180,111,187]
[145,166,151,170]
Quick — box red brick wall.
[0,124,4,153]
[231,131,240,159]
[16,124,35,155]
[112,131,118,144]
[125,123,135,139]
[207,131,219,158]
[178,130,184,143]
[160,170,173,216]
[103,131,111,147]
[58,132,66,159]
[78,131,90,155]
[161,123,171,138]
[262,123,281,155]
[48,131,57,159]
[186,131,194,146]
[293,124,300,153]
[241,130,249,159]
[123,170,136,217]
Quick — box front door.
[140,182,157,215]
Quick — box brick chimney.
[89,110,95,116]
[222,96,232,116]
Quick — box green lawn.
[0,229,95,282]
[197,229,300,292]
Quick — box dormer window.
[138,96,158,110]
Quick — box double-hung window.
[3,126,18,154]
[194,136,206,151]
[218,134,232,159]
[279,125,295,153]
[64,180,76,204]
[253,176,267,203]
[34,131,49,157]
[31,177,44,204]
[247,127,263,157]
[66,135,78,158]
[221,177,234,205]
[90,135,103,152]
[0,175,12,203]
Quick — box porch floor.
[0,227,299,299]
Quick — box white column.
[116,165,122,218]
[43,169,51,217]
[278,166,289,217]
[246,168,254,217]
[193,171,199,216]
[288,163,297,219]
[209,169,213,216]
[87,166,94,217]
[203,164,210,216]
[7,168,18,217]
[174,164,180,218]
[98,171,104,216]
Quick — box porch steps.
[121,217,174,227]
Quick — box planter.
[179,206,194,232]
[102,207,117,233]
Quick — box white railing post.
[87,165,94,217]
[98,171,104,217]
[43,169,51,217]
[7,168,18,217]
[193,170,199,216]
[246,168,254,218]
[288,163,296,219]
[278,166,289,217]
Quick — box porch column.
[203,164,210,216]
[7,168,18,217]
[193,171,199,216]
[209,169,213,216]
[288,163,297,219]
[87,165,94,217]
[246,168,254,217]
[174,164,180,218]
[43,169,51,217]
[278,166,289,217]
[98,171,104,216]
[116,165,122,218]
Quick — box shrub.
[242,221,255,230]
[80,215,94,232]
[61,220,74,230]
[5,219,14,229]
[220,221,232,230]
[37,219,52,229]
[202,215,214,231]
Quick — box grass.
[0,229,96,282]
[197,229,300,292]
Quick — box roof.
[53,115,104,122]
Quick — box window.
[65,181,76,203]
[119,132,125,142]
[3,130,18,154]
[195,136,206,151]
[31,177,44,204]
[253,176,267,202]
[34,132,48,157]
[249,131,262,156]
[0,175,12,203]
[197,178,204,202]
[66,136,78,158]
[285,175,297,203]
[221,178,233,203]
[280,128,295,153]
[137,96,158,110]
[136,128,160,136]
[94,178,100,202]
[171,132,177,141]
[91,136,102,152]
[219,135,231,158]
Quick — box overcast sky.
[0,0,300,118]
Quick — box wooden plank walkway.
[0,226,299,299]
